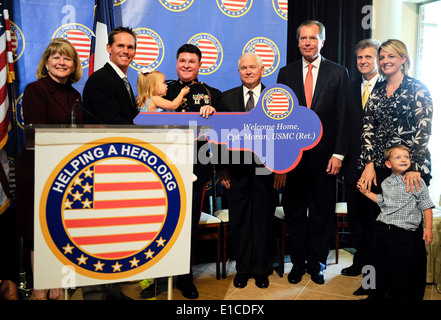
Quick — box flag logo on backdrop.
[244,37,280,77]
[39,138,186,279]
[159,0,194,12]
[131,28,164,71]
[262,87,293,120]
[189,33,223,75]
[216,0,253,17]
[8,21,25,62]
[53,23,93,69]
[14,94,24,130]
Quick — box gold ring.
[414,179,418,182]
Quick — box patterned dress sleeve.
[408,80,433,175]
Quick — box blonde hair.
[36,38,83,83]
[136,70,164,109]
[378,39,411,76]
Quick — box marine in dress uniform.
[164,44,222,298]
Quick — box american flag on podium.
[62,159,168,260]
[0,0,13,214]
[89,0,115,76]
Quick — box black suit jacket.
[277,56,350,173]
[83,63,139,124]
[343,77,384,183]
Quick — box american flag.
[267,92,290,115]
[66,29,91,63]
[253,42,275,73]
[221,0,247,12]
[278,0,288,15]
[168,0,188,6]
[63,158,167,260]
[0,0,12,214]
[198,39,218,70]
[89,0,115,76]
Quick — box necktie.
[245,90,254,111]
[123,77,135,106]
[305,64,314,108]
[362,82,371,109]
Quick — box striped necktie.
[123,77,135,107]
[245,90,254,111]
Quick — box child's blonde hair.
[384,144,410,161]
[136,70,164,109]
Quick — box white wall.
[372,0,419,76]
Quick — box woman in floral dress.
[359,39,432,191]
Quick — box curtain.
[286,0,373,80]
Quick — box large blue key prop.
[134,84,322,174]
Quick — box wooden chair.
[213,209,229,278]
[335,202,348,264]
[197,212,222,279]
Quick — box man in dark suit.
[83,26,139,124]
[341,39,382,286]
[81,26,138,300]
[275,20,350,285]
[219,52,275,289]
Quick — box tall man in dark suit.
[219,53,275,289]
[83,26,139,124]
[341,39,382,286]
[276,20,350,285]
[81,26,138,300]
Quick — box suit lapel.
[293,61,306,106]
[235,86,245,111]
[105,63,135,109]
[356,78,363,108]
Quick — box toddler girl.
[136,67,189,112]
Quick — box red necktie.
[305,64,313,108]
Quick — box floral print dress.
[359,75,433,177]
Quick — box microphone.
[70,103,104,125]
[70,103,81,125]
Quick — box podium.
[28,125,195,299]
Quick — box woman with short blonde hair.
[36,37,83,83]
